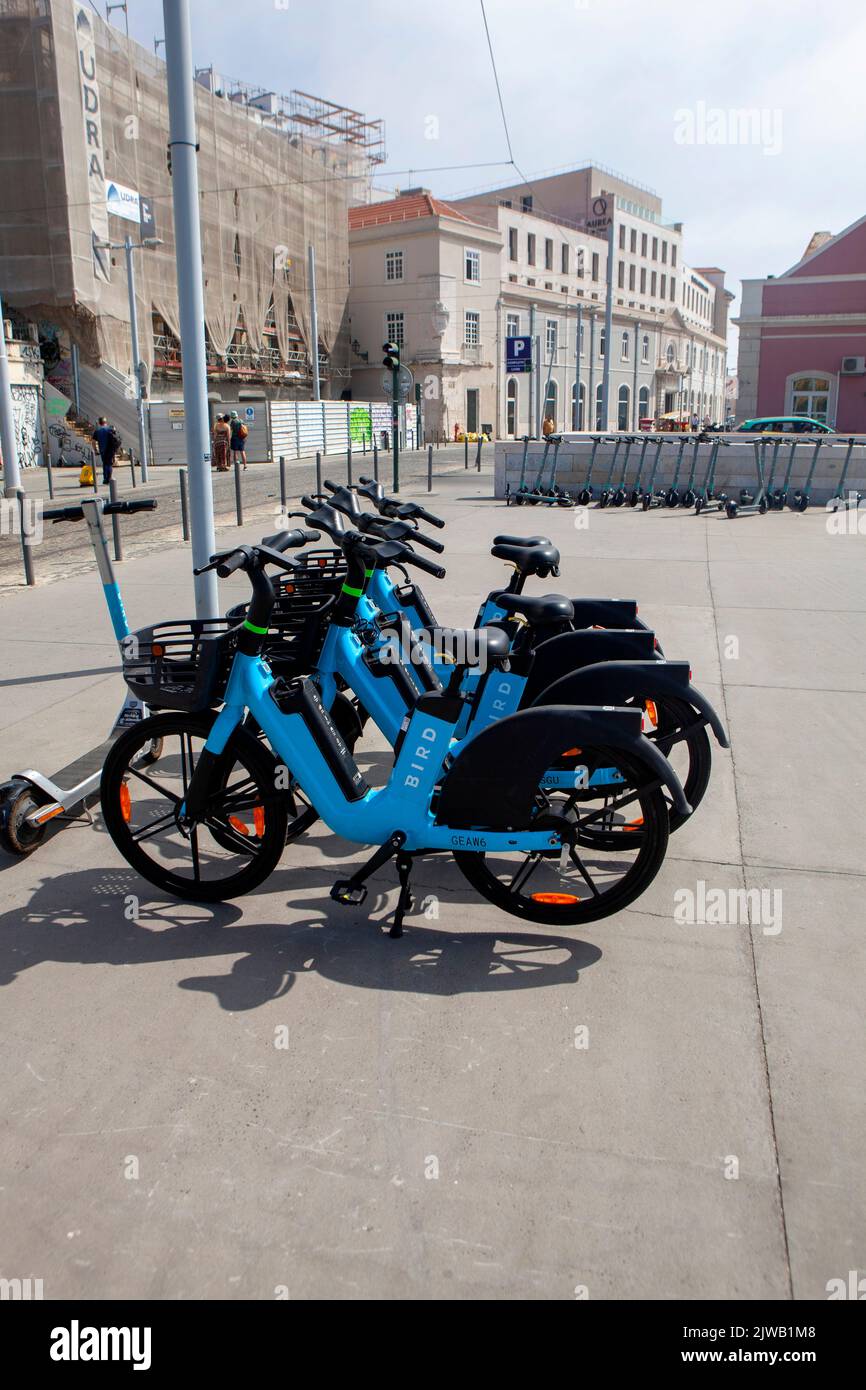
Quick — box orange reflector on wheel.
[119,784,132,823]
[253,806,266,837]
[152,643,164,658]
[562,748,582,757]
[531,892,580,905]
[624,816,644,831]
[645,700,658,725]
[284,584,295,595]
[229,815,250,836]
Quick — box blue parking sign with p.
[506,336,532,373]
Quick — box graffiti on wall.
[10,385,42,470]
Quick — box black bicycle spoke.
[579,780,659,829]
[126,764,182,804]
[568,844,602,898]
[131,807,180,844]
[204,815,261,857]
[508,854,542,895]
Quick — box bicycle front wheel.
[100,713,288,902]
[453,745,670,927]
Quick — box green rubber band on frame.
[341,583,364,598]
[364,568,375,578]
[244,620,270,634]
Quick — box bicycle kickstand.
[330,831,416,938]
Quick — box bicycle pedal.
[331,880,367,907]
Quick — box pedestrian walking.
[229,411,248,470]
[91,416,121,485]
[212,414,231,472]
[542,414,556,438]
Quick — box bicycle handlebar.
[44,497,158,523]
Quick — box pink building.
[735,217,866,431]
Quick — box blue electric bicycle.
[100,527,690,935]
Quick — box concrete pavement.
[0,468,863,1300]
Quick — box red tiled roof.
[348,192,479,230]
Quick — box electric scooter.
[679,438,703,508]
[597,437,623,508]
[577,434,604,506]
[611,435,637,507]
[789,438,825,511]
[0,496,160,855]
[827,437,862,512]
[628,436,651,506]
[536,435,574,506]
[725,441,768,518]
[641,437,668,509]
[505,435,532,506]
[665,437,689,507]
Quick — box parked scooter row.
[97,481,729,940]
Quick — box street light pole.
[308,243,321,403]
[163,0,218,618]
[601,211,615,432]
[0,293,22,496]
[124,235,150,483]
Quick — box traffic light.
[383,341,401,371]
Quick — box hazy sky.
[117,0,866,361]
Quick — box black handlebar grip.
[409,529,445,555]
[405,551,446,579]
[216,550,248,578]
[415,506,445,529]
[45,505,84,522]
[105,498,158,516]
[323,479,339,492]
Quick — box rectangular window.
[618,224,626,250]
[641,232,648,256]
[640,267,647,293]
[630,228,637,253]
[652,236,658,260]
[577,248,585,278]
[465,247,480,282]
[521,194,533,212]
[464,310,480,347]
[660,273,666,298]
[561,243,569,274]
[385,310,404,347]
[599,329,606,358]
[629,264,636,291]
[506,313,520,336]
[508,227,518,261]
[642,335,649,363]
[621,332,629,361]
[527,233,536,265]
[617,260,625,289]
[545,238,553,270]
[670,277,676,301]
[671,244,678,267]
[546,319,558,357]
[592,252,599,281]
[385,250,403,282]
[651,270,657,296]
[661,241,668,264]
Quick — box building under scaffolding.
[0,0,385,412]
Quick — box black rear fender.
[523,628,658,705]
[569,597,639,627]
[531,660,730,748]
[436,705,690,829]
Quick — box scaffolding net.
[0,0,372,394]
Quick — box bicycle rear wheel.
[101,713,288,902]
[453,745,669,927]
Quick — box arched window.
[642,333,650,364]
[506,377,518,436]
[571,380,586,430]
[638,385,650,419]
[544,379,557,425]
[786,373,834,424]
[618,384,630,431]
[595,381,604,430]
[621,331,629,362]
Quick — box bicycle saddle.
[490,541,561,578]
[492,534,552,547]
[421,623,511,667]
[493,593,574,626]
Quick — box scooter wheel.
[599,492,610,508]
[578,490,591,507]
[726,501,738,519]
[641,494,651,511]
[797,496,809,512]
[0,781,48,856]
[628,490,640,507]
[695,497,704,514]
[612,490,626,507]
[759,496,769,515]
[666,489,679,507]
[683,490,695,507]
